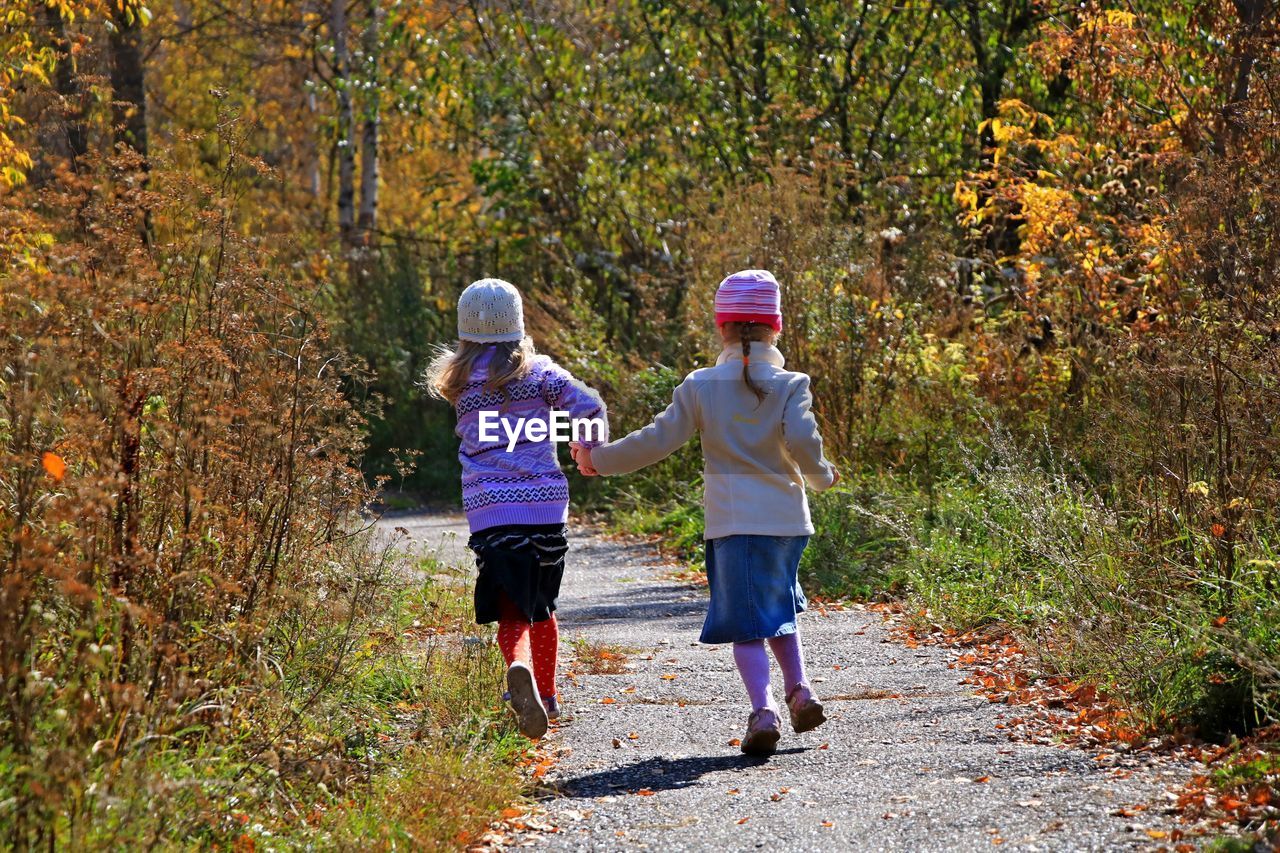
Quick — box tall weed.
[874,428,1280,736]
[0,125,526,847]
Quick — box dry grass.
[570,636,634,675]
[314,744,526,850]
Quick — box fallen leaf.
[41,452,66,482]
[627,732,639,740]
[820,820,834,828]
[770,793,782,801]
[973,775,991,783]
[636,788,655,797]
[818,743,830,750]
[736,817,749,825]
[1145,829,1168,840]
[661,674,678,681]
[1111,806,1146,817]
[728,738,741,747]
[501,807,522,819]
[726,788,740,795]
[612,738,622,748]
[601,697,616,704]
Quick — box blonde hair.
[719,321,778,403]
[426,338,537,404]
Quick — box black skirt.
[469,523,568,625]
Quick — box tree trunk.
[108,0,151,242]
[331,0,356,245]
[39,3,89,171]
[357,0,381,240]
[750,10,769,124]
[1214,0,1271,154]
[109,1,147,158]
[307,90,323,201]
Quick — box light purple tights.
[732,633,810,712]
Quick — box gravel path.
[386,513,1193,852]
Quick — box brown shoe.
[786,683,827,733]
[740,708,781,756]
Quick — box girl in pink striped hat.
[574,269,841,756]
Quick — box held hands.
[569,443,599,476]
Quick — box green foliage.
[801,485,904,601]
[337,242,457,495]
[1202,836,1269,853]
[587,362,708,563]
[868,429,1280,737]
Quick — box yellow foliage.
[1081,9,1137,32]
[953,181,979,211]
[1017,182,1078,252]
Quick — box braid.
[741,326,767,403]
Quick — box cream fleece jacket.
[590,343,838,539]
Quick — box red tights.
[496,592,558,699]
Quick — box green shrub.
[874,427,1280,737]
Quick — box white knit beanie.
[457,278,525,343]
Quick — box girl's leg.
[528,614,559,700]
[767,632,811,696]
[770,630,826,732]
[732,640,776,711]
[496,591,532,668]
[497,591,549,738]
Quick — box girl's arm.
[587,378,698,476]
[782,375,838,491]
[542,362,609,447]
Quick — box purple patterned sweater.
[454,351,607,533]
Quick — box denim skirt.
[700,534,810,644]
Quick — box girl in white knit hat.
[427,278,608,740]
[574,270,840,756]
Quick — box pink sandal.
[740,708,781,756]
[786,683,827,733]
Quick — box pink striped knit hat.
[714,269,783,331]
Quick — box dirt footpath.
[389,514,1193,852]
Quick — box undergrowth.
[825,428,1280,740]
[0,123,529,849]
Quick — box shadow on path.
[560,583,706,625]
[549,749,809,798]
